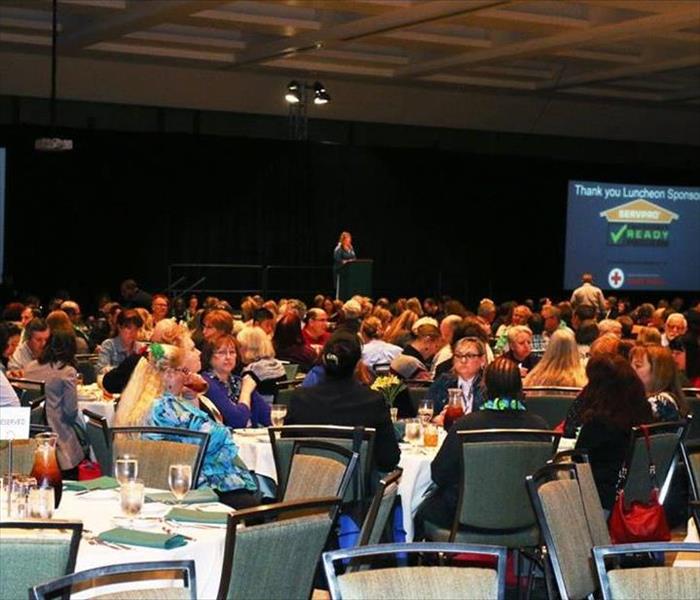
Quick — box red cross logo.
[608,268,625,289]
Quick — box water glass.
[29,487,54,519]
[404,419,421,446]
[10,476,37,519]
[418,399,434,426]
[120,479,144,524]
[114,456,138,486]
[168,464,192,506]
[390,406,398,423]
[271,404,287,427]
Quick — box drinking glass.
[10,476,37,518]
[271,404,287,427]
[389,407,399,423]
[120,479,144,526]
[418,400,434,426]
[29,487,54,519]
[114,456,138,486]
[168,464,192,507]
[404,419,421,446]
[423,423,438,448]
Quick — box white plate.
[234,428,269,437]
[111,515,162,530]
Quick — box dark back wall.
[1,123,697,312]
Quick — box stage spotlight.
[313,81,331,105]
[285,80,301,104]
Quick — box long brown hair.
[629,344,688,416]
[580,355,653,430]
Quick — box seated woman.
[272,312,317,373]
[574,354,654,513]
[0,322,21,373]
[24,331,85,479]
[360,316,402,373]
[425,337,488,417]
[201,334,271,429]
[415,357,548,534]
[115,341,260,509]
[237,326,286,404]
[630,343,687,421]
[96,309,144,373]
[523,328,587,388]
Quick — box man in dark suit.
[285,332,400,473]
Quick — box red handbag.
[608,425,671,544]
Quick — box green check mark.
[610,224,628,244]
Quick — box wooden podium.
[336,259,373,300]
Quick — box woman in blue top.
[200,334,271,429]
[115,340,260,509]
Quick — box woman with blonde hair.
[114,341,260,509]
[383,309,418,348]
[524,328,587,388]
[134,307,153,341]
[237,326,286,404]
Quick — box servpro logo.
[600,199,679,247]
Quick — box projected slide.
[564,180,700,291]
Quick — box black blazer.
[285,377,400,472]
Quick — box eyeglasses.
[164,366,190,375]
[454,352,483,361]
[214,349,236,357]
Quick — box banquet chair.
[685,395,700,441]
[282,440,358,510]
[621,421,688,505]
[0,520,82,600]
[527,462,600,600]
[681,441,700,532]
[83,408,113,476]
[8,377,46,407]
[29,560,196,600]
[75,353,99,385]
[217,496,342,600]
[323,542,507,600]
[269,425,375,504]
[422,430,560,591]
[552,450,610,547]
[593,543,700,600]
[111,427,209,489]
[356,468,402,547]
[522,387,579,429]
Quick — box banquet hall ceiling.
[1,0,699,143]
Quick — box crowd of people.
[1,274,698,524]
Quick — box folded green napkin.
[166,507,229,525]
[64,476,120,491]
[145,487,219,505]
[99,527,188,549]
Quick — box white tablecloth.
[674,518,700,568]
[233,431,435,541]
[54,490,229,598]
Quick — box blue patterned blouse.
[148,392,257,493]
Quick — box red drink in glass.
[30,433,63,508]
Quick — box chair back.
[686,396,700,441]
[282,440,358,508]
[681,441,700,532]
[521,391,577,428]
[111,426,209,489]
[269,425,374,503]
[593,543,700,600]
[527,463,598,600]
[83,409,113,476]
[623,421,687,505]
[75,354,99,385]
[8,377,46,407]
[455,429,560,533]
[282,362,299,381]
[357,468,402,547]
[553,450,610,546]
[0,520,82,600]
[324,542,507,600]
[29,560,196,600]
[218,496,341,600]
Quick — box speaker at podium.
[336,259,373,300]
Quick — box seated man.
[8,318,50,371]
[662,313,687,347]
[286,332,400,473]
[302,308,331,348]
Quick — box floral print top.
[647,391,680,422]
[148,392,257,492]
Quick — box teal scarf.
[480,397,526,412]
